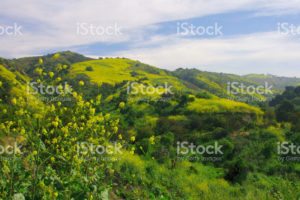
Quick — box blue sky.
[0,0,300,77]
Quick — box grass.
[70,58,135,85]
[0,65,44,111]
[70,58,188,91]
[187,98,263,115]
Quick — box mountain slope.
[1,52,300,199]
[244,74,300,90]
[172,68,300,103]
[3,51,299,103]
[1,51,299,116]
[0,51,92,75]
[70,58,189,91]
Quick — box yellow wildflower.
[149,136,155,145]
[130,136,136,142]
[78,80,84,86]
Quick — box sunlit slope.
[70,58,263,116]
[0,65,32,101]
[0,65,45,115]
[70,58,189,91]
[173,68,279,102]
[187,97,263,115]
[6,51,299,103]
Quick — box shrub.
[85,66,93,71]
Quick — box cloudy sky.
[1,0,300,76]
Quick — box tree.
[85,66,93,71]
[276,100,295,122]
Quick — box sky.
[0,0,300,77]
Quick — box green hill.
[244,74,300,90]
[0,52,300,199]
[70,58,186,89]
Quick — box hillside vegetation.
[0,52,300,199]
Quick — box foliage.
[0,53,299,199]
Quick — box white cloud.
[0,0,300,57]
[0,0,300,77]
[116,32,300,77]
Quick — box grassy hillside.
[245,74,300,90]
[0,52,300,199]
[187,98,263,115]
[69,58,265,117]
[173,69,300,107]
[0,51,92,75]
[0,65,44,112]
[70,58,189,92]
